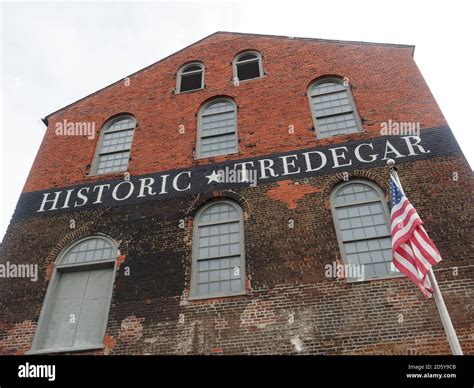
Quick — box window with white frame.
[91,116,136,175]
[307,78,363,139]
[197,98,237,158]
[330,180,401,281]
[177,62,204,93]
[29,236,117,353]
[232,51,263,82]
[191,200,245,298]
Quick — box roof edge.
[217,31,416,51]
[41,31,222,126]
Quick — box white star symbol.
[205,170,223,184]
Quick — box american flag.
[390,172,442,298]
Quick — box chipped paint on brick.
[266,180,320,209]
[116,254,126,269]
[240,300,277,329]
[45,262,54,282]
[119,316,144,344]
[290,336,303,352]
[215,315,228,330]
[103,334,116,355]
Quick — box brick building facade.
[0,32,472,355]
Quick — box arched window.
[177,62,204,93]
[197,98,237,158]
[232,51,263,82]
[330,180,399,281]
[30,236,117,353]
[307,78,363,139]
[191,200,245,299]
[91,116,136,175]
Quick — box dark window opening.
[180,72,203,92]
[236,61,260,81]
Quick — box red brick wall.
[23,32,446,192]
[2,32,471,356]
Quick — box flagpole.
[387,159,463,355]
[427,269,463,355]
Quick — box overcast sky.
[1,0,473,241]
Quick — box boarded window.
[31,237,116,353]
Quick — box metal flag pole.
[387,159,463,355]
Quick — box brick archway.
[320,169,388,213]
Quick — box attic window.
[177,63,204,93]
[233,51,263,82]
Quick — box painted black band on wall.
[12,125,461,220]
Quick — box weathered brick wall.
[1,33,472,355]
[1,157,472,355]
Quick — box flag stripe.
[391,204,417,234]
[392,212,421,248]
[410,240,431,274]
[390,199,412,224]
[413,230,441,266]
[394,252,418,280]
[417,227,442,262]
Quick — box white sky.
[1,0,473,242]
